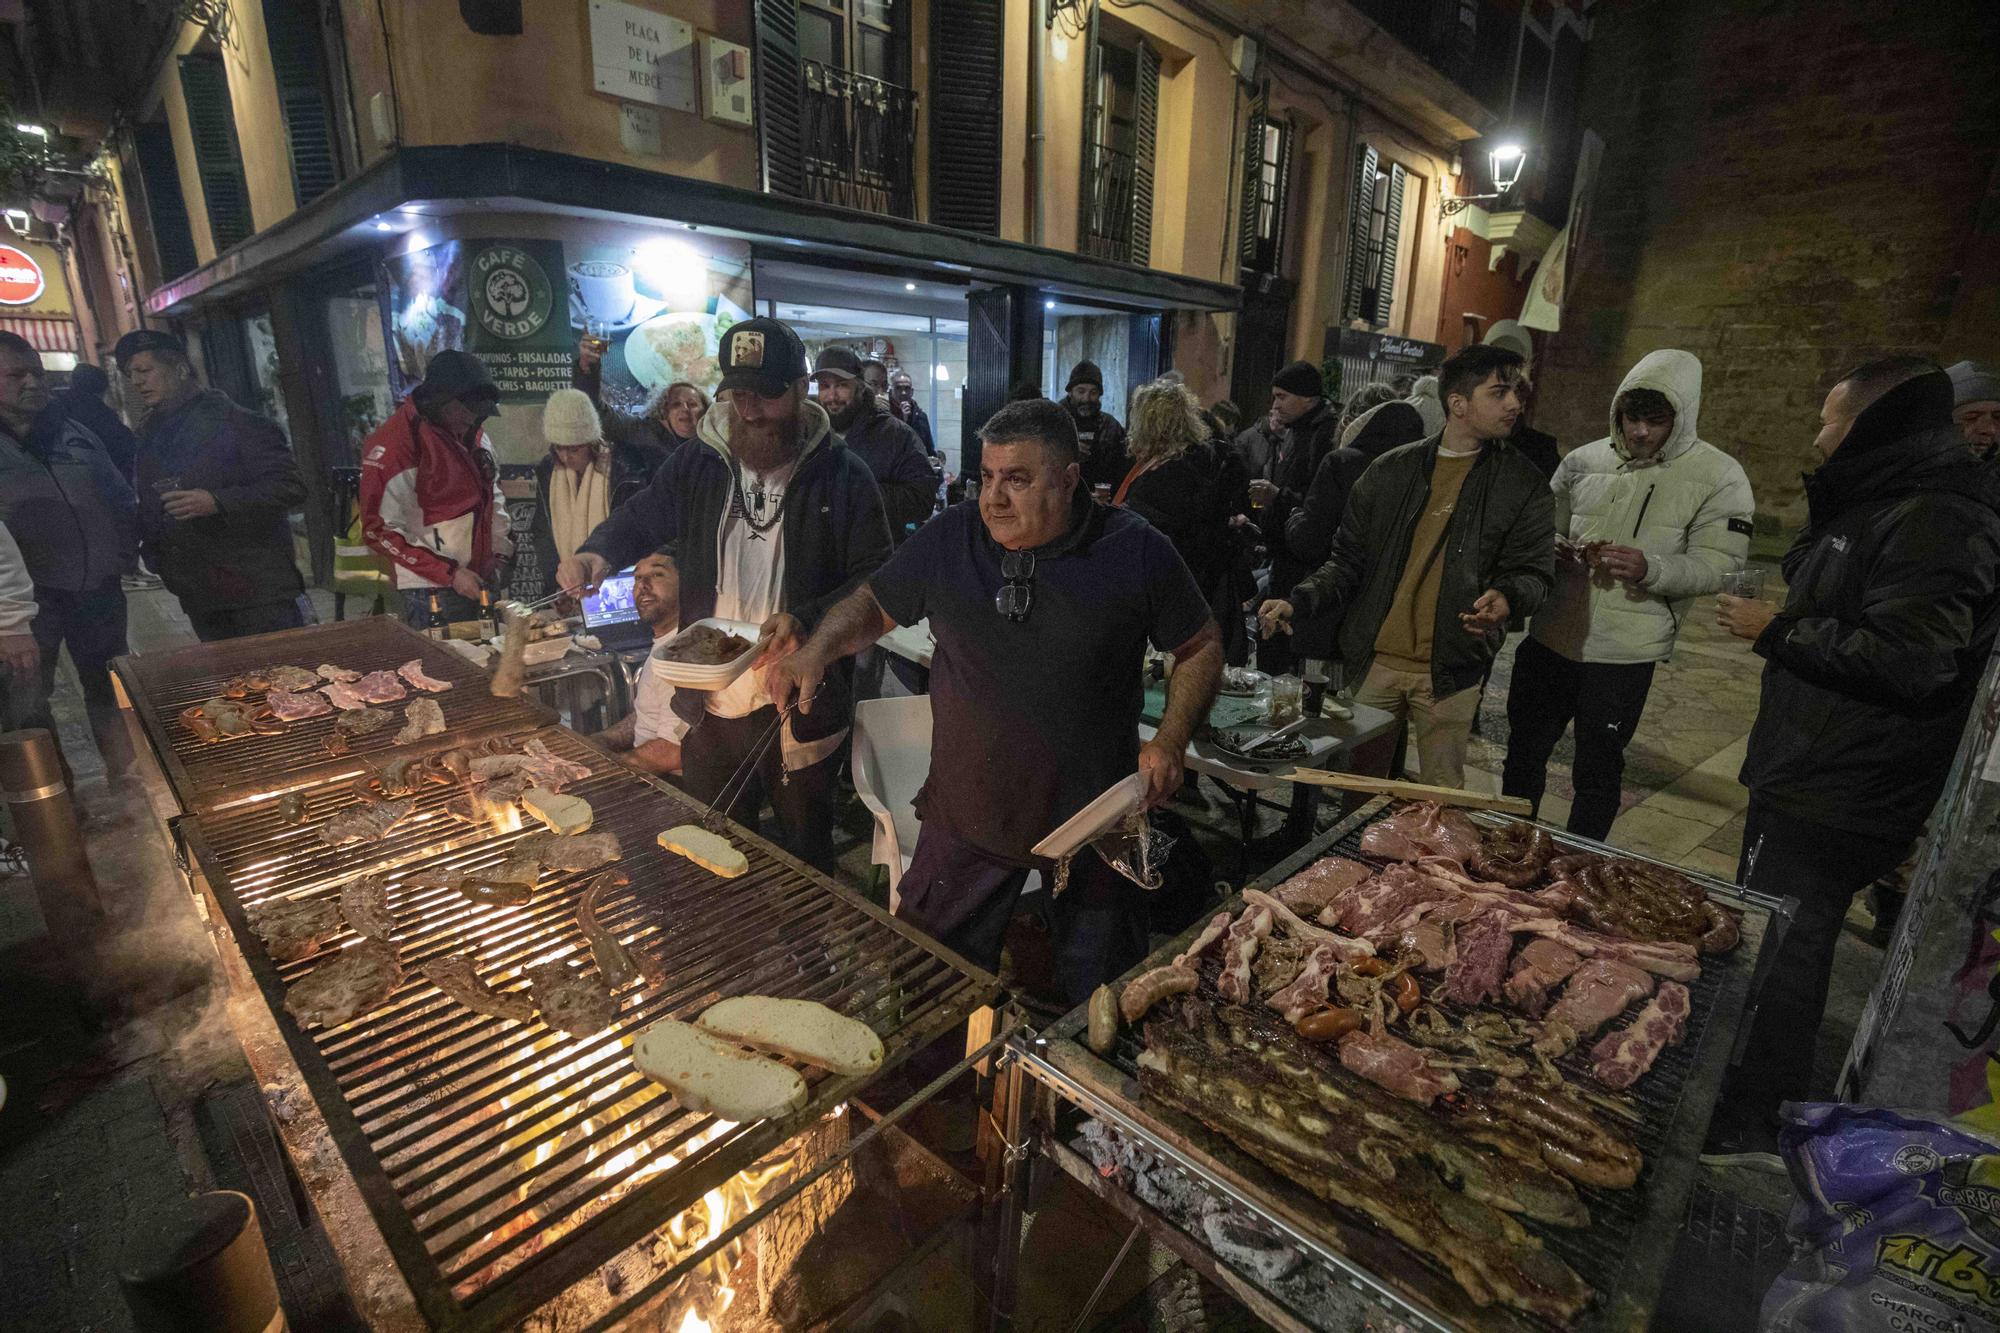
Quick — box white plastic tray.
[649,617,763,689]
[1031,772,1147,862]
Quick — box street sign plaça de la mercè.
[0,244,46,306]
[589,0,697,114]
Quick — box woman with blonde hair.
[1117,378,1251,658]
[575,328,711,475]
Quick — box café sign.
[0,244,45,306]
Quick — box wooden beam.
[1285,769,1533,815]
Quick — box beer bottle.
[426,591,445,640]
[477,589,496,641]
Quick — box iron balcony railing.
[802,58,918,219]
[1079,140,1137,264]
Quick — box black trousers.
[1712,797,1914,1130]
[894,820,1149,1007]
[680,707,838,873]
[186,596,311,643]
[1500,636,1657,841]
[27,581,128,714]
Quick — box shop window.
[127,119,198,281]
[755,0,918,218]
[1238,87,1294,277]
[1078,13,1160,267]
[928,0,1004,235]
[1340,145,1410,330]
[245,311,289,436]
[178,51,254,252]
[323,287,393,463]
[262,0,343,206]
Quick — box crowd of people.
[5,306,2000,1168]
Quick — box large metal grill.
[1007,799,1782,1332]
[113,618,553,812]
[179,725,1001,1331]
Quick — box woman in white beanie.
[530,387,648,598]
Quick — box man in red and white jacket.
[360,350,512,628]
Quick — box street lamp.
[1441,142,1529,217]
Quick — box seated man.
[593,548,684,776]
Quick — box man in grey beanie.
[1949,360,2000,462]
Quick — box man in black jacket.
[887,369,937,455]
[557,318,891,870]
[116,330,310,642]
[55,363,138,482]
[1251,361,1343,675]
[812,347,936,543]
[1257,344,1554,788]
[1064,361,1129,493]
[1702,358,2000,1166]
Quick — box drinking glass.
[1722,568,1767,600]
[1268,674,1304,725]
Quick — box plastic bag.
[1051,811,1178,895]
[1763,1102,2000,1331]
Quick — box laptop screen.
[581,569,639,628]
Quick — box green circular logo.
[470,244,553,341]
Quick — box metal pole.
[984,1049,1031,1333]
[0,728,105,948]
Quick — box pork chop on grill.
[246,896,343,962]
[396,658,454,693]
[1337,1027,1460,1104]
[1501,938,1582,1017]
[1442,913,1515,1006]
[1269,856,1373,915]
[1357,801,1483,864]
[351,670,407,704]
[316,664,361,683]
[338,875,396,942]
[1535,958,1653,1057]
[285,939,403,1029]
[527,959,619,1036]
[514,830,622,873]
[320,680,368,711]
[1591,981,1690,1090]
[320,798,415,845]
[264,665,322,693]
[395,697,445,744]
[265,688,332,721]
[421,955,537,1023]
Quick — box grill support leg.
[1,727,106,949]
[983,1051,1031,1333]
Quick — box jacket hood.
[1341,400,1426,456]
[696,395,833,462]
[1408,376,1445,437]
[1831,368,1955,460]
[1606,349,1702,464]
[1804,371,1966,523]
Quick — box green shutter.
[262,0,340,205]
[1237,83,1267,271]
[1130,39,1159,267]
[178,52,254,250]
[1371,161,1408,327]
[929,0,1004,234]
[753,0,806,198]
[130,121,198,279]
[1340,143,1379,324]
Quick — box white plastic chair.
[850,694,933,909]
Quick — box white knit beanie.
[542,388,603,447]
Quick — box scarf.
[548,455,610,559]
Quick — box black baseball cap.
[718,317,808,398]
[113,328,187,369]
[812,346,862,381]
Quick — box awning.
[0,314,80,354]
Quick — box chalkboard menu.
[499,467,544,602]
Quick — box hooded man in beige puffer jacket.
[1501,349,1754,838]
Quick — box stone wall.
[1536,0,2000,529]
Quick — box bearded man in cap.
[1249,359,1343,674]
[812,346,936,543]
[1063,360,1130,493]
[361,349,513,631]
[556,318,892,870]
[117,328,311,641]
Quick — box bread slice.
[521,788,593,835]
[658,824,748,878]
[697,996,885,1076]
[632,1019,808,1123]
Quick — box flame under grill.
[114,617,554,812]
[145,659,996,1333]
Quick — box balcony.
[801,59,918,220]
[1079,141,1138,264]
[1346,0,1515,111]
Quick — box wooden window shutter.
[1075,4,1103,249]
[753,0,807,199]
[130,121,198,279]
[262,0,340,205]
[178,52,254,251]
[1130,39,1160,266]
[1371,161,1408,327]
[1237,83,1267,270]
[929,0,1004,234]
[1339,143,1379,324]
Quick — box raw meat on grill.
[513,830,622,873]
[1535,959,1654,1057]
[521,738,591,787]
[1470,823,1556,888]
[1215,904,1273,1004]
[351,670,407,704]
[285,939,403,1029]
[1443,913,1515,1006]
[246,896,343,962]
[1591,981,1691,1090]
[1270,855,1373,914]
[396,657,454,693]
[320,798,415,845]
[265,688,332,721]
[335,706,396,736]
[1179,910,1234,964]
[1239,888,1375,960]
[395,697,445,745]
[1119,962,1199,1021]
[320,680,368,711]
[1337,1027,1460,1104]
[1502,938,1583,1017]
[1517,918,1701,982]
[338,875,396,942]
[1358,801,1483,863]
[1265,940,1346,1022]
[527,959,619,1036]
[1700,901,1742,953]
[421,955,537,1023]
[316,664,361,683]
[263,665,322,693]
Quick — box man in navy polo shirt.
[769,398,1222,1002]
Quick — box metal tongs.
[696,688,820,833]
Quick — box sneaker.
[1699,1120,1787,1175]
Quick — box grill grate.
[181,727,998,1330]
[1037,801,1774,1332]
[114,618,554,812]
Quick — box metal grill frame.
[112,617,555,813]
[177,726,1002,1332]
[1000,798,1787,1332]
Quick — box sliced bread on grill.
[697,996,885,1076]
[633,1018,807,1123]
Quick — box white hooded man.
[1500,350,1754,840]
